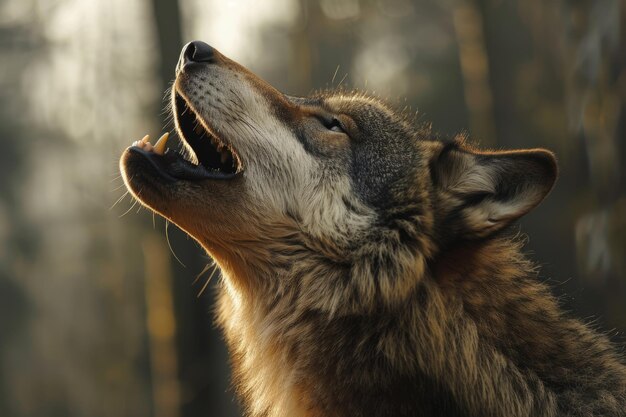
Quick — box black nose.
[177,41,215,72]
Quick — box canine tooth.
[141,134,150,144]
[153,132,170,155]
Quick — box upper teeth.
[194,123,228,156]
[130,130,236,170]
[153,132,169,155]
[210,135,222,150]
[207,134,231,165]
[131,132,169,155]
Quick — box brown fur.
[120,42,626,417]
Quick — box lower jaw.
[127,146,238,182]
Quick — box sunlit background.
[0,0,624,416]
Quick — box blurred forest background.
[0,0,624,416]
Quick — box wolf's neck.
[214,235,549,417]
[215,233,626,417]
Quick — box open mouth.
[174,92,241,176]
[126,92,241,182]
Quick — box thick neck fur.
[212,225,626,417]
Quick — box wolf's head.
[121,41,557,312]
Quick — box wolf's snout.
[177,41,215,73]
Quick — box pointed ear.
[431,143,557,239]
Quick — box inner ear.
[433,143,558,239]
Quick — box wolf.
[120,41,626,417]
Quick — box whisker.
[193,261,216,285]
[197,264,220,298]
[119,198,138,218]
[331,64,340,84]
[165,220,186,267]
[337,72,349,88]
[110,190,129,211]
[110,181,128,192]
